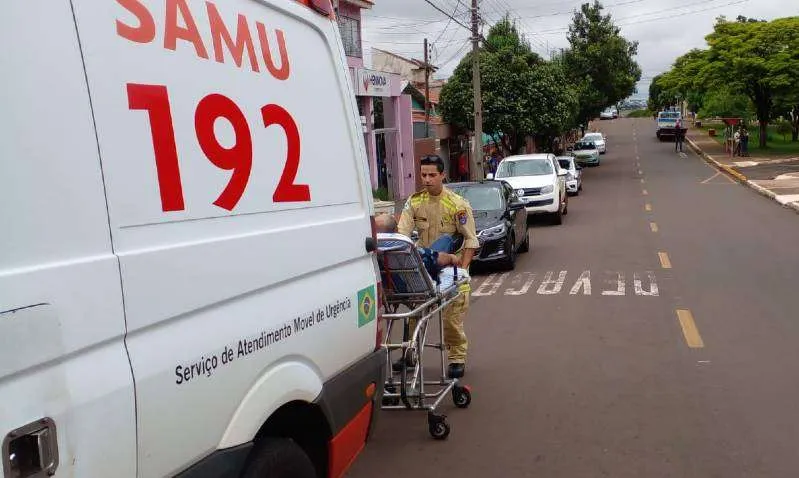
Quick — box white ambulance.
[1,1,386,477]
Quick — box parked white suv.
[488,154,568,224]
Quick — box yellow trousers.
[406,281,470,363]
[442,281,470,363]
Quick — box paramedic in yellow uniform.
[397,155,479,378]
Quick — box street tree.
[698,89,754,120]
[564,1,641,131]
[440,18,577,154]
[700,16,799,147]
[657,49,711,114]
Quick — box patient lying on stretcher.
[375,214,470,288]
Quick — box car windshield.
[451,186,504,211]
[573,142,596,151]
[495,159,553,178]
[558,159,572,169]
[659,112,680,119]
[584,134,603,141]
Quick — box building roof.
[371,48,437,72]
[339,0,373,8]
[409,80,446,105]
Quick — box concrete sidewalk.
[685,127,799,214]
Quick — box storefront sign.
[355,68,391,97]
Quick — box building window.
[338,16,362,57]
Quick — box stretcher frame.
[376,233,472,440]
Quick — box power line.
[480,0,652,17]
[362,14,448,23]
[436,39,472,67]
[430,0,461,46]
[423,0,473,31]
[528,0,750,35]
[364,37,468,46]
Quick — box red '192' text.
[128,84,310,212]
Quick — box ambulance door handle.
[365,237,376,253]
[2,417,59,478]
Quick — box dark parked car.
[449,180,529,270]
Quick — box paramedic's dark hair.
[420,155,445,173]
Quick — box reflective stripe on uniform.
[441,194,458,213]
[410,192,426,208]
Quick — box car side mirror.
[558,170,568,177]
[509,200,525,211]
[486,173,494,180]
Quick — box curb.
[747,182,799,214]
[686,137,799,215]
[685,137,748,182]
[736,156,799,167]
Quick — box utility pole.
[424,38,430,138]
[470,0,483,180]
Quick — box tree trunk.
[752,86,771,148]
[791,105,799,142]
[501,134,513,156]
[513,133,526,155]
[759,120,768,148]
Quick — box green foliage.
[441,3,641,150]
[656,16,799,147]
[776,120,792,141]
[702,16,799,146]
[698,89,754,120]
[627,109,653,118]
[372,187,389,201]
[440,17,577,153]
[564,1,642,124]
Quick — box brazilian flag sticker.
[357,285,376,327]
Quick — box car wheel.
[518,229,530,253]
[502,235,517,270]
[551,198,563,225]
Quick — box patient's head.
[375,213,398,233]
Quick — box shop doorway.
[375,129,399,199]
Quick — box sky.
[358,0,791,99]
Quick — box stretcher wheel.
[452,385,471,409]
[382,384,399,406]
[428,419,450,440]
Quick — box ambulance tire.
[243,437,317,478]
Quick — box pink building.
[334,0,416,200]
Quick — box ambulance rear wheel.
[243,437,316,478]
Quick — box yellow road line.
[676,309,704,348]
[650,222,658,232]
[658,251,672,269]
[645,203,652,212]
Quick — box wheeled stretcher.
[376,233,472,440]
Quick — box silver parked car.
[557,156,583,196]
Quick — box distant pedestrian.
[740,126,749,157]
[734,129,741,156]
[457,152,469,181]
[675,119,684,153]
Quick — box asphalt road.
[348,117,799,478]
[739,161,799,181]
